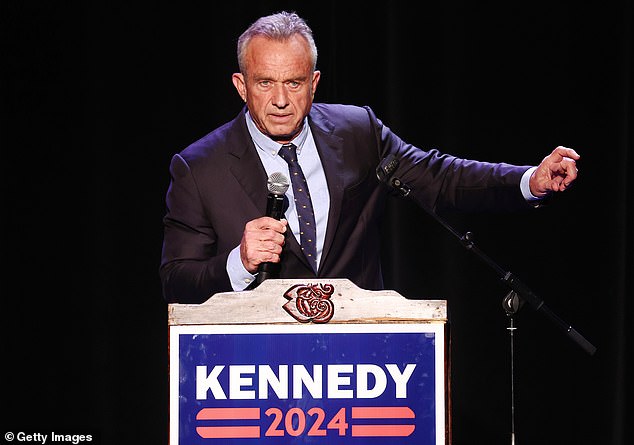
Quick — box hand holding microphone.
[239,173,290,285]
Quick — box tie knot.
[278,143,298,164]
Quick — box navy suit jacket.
[160,104,532,303]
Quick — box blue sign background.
[178,331,438,444]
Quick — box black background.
[3,1,632,444]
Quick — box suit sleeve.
[365,106,534,213]
[159,154,233,303]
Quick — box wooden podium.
[168,279,450,444]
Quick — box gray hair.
[237,11,318,74]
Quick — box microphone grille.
[267,172,290,195]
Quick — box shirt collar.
[245,111,309,157]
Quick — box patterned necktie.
[278,143,318,272]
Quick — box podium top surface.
[168,279,447,326]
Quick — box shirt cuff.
[226,246,256,291]
[520,166,541,201]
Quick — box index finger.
[553,145,581,161]
[252,216,288,233]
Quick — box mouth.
[269,113,293,122]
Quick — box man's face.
[232,35,320,143]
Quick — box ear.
[311,70,321,97]
[232,73,247,102]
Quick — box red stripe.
[196,426,261,438]
[351,406,415,419]
[351,424,415,437]
[196,407,260,420]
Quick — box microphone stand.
[503,289,521,445]
[383,172,597,356]
[379,161,596,444]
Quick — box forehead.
[244,35,313,78]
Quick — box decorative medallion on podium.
[282,283,335,323]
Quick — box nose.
[271,84,289,108]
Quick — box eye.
[256,80,273,91]
[287,81,301,89]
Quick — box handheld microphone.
[256,172,290,284]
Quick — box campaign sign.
[170,323,446,444]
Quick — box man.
[160,11,579,304]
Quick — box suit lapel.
[227,110,269,217]
[308,108,344,274]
